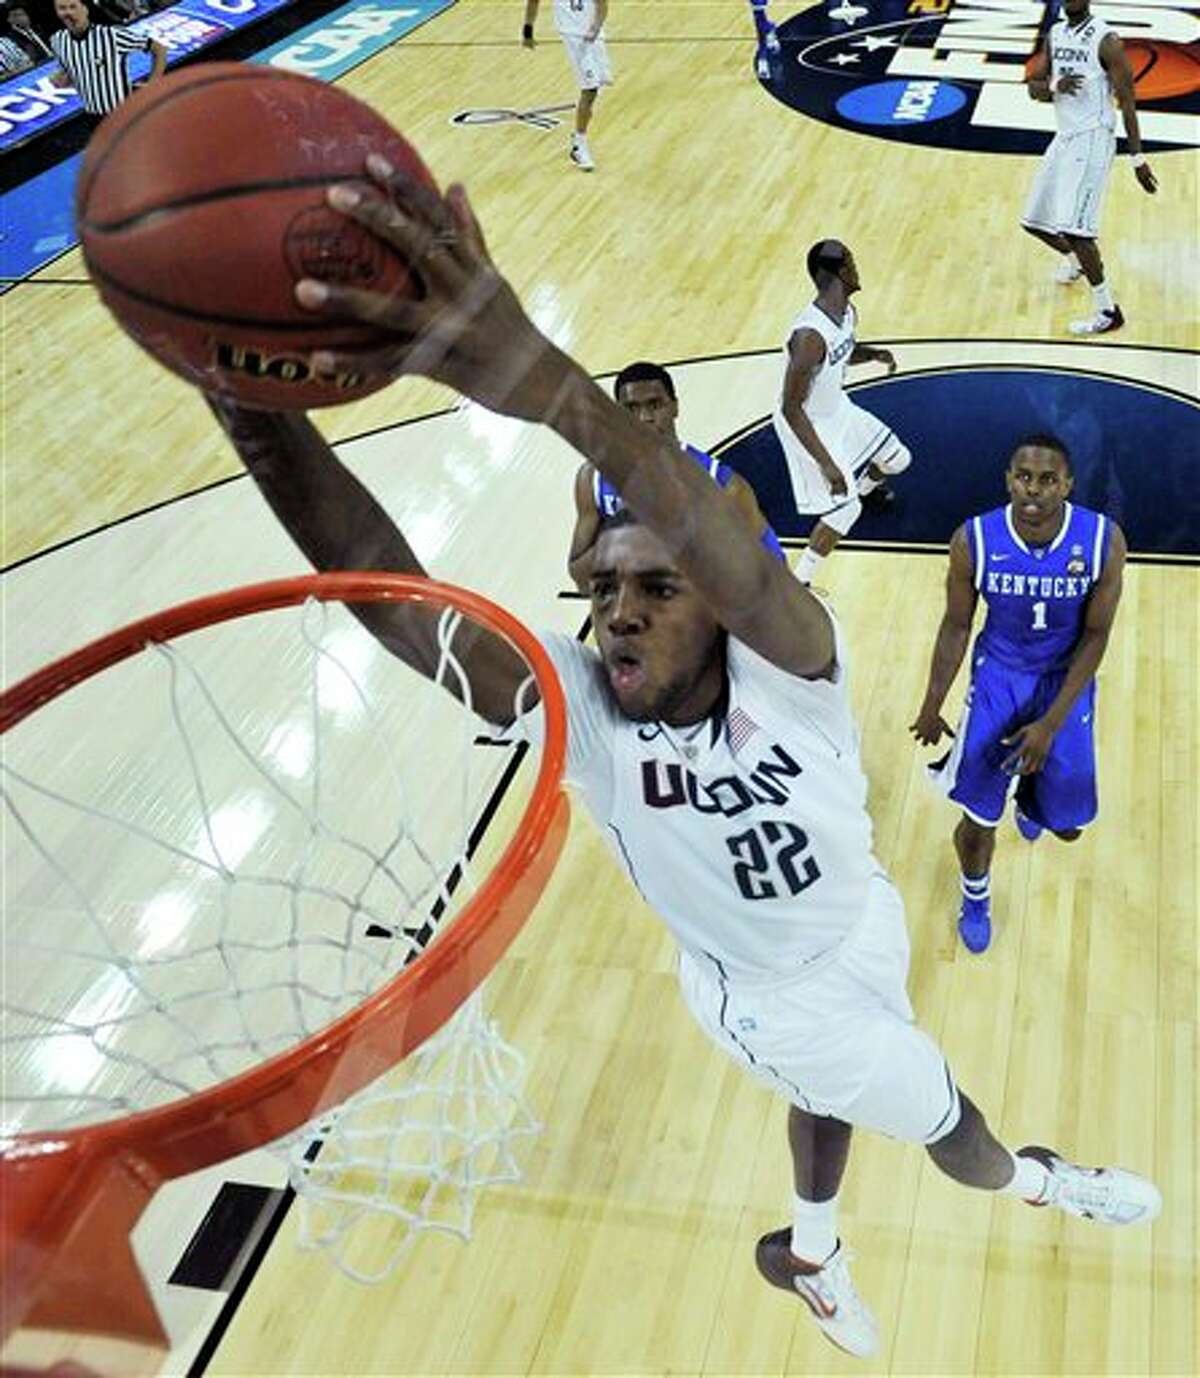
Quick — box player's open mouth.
[608,653,646,694]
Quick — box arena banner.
[255,0,454,78]
[2,0,299,153]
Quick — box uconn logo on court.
[641,744,802,816]
[985,571,1094,598]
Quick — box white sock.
[795,547,826,585]
[1092,281,1115,314]
[856,471,882,496]
[961,871,990,904]
[1002,1149,1052,1202]
[791,1194,839,1265]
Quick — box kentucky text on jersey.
[984,571,1093,598]
[970,502,1111,674]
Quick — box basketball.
[1125,40,1200,102]
[76,64,438,410]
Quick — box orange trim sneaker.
[755,1230,880,1358]
[1017,1145,1163,1226]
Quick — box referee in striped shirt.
[50,0,165,127]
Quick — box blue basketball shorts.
[942,651,1098,832]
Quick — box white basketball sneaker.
[755,1230,880,1358]
[1054,257,1083,284]
[1069,306,1125,336]
[569,136,595,171]
[1017,1145,1163,1226]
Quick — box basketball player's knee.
[954,814,993,863]
[1053,827,1082,842]
[877,444,912,477]
[822,496,861,536]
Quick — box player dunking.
[911,436,1126,954]
[1022,0,1158,335]
[568,360,784,588]
[208,162,1160,1359]
[523,0,611,171]
[774,240,911,586]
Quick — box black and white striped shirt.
[50,22,151,115]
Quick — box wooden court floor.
[2,1,1197,1374]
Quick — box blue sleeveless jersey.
[968,502,1112,674]
[594,444,785,562]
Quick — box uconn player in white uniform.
[214,168,1161,1361]
[1022,0,1158,335]
[912,436,1127,954]
[523,0,612,170]
[773,241,912,586]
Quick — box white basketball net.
[1,594,546,1281]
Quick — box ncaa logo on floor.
[763,0,1200,153]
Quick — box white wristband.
[1131,153,1147,168]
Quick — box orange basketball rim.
[0,574,570,1361]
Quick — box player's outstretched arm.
[297,159,836,680]
[206,397,535,725]
[911,525,977,745]
[1002,523,1127,774]
[1102,34,1158,193]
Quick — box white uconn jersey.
[537,624,878,974]
[1051,14,1116,135]
[777,302,857,425]
[554,0,598,37]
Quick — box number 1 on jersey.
[1031,600,1048,631]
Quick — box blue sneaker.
[1014,804,1044,842]
[958,896,992,953]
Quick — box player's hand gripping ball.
[77,64,438,409]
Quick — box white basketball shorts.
[677,874,962,1144]
[1022,127,1116,240]
[559,31,613,89]
[772,401,909,517]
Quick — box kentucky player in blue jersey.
[910,435,1127,953]
[569,360,785,588]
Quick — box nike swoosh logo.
[990,554,1010,562]
[793,1277,837,1319]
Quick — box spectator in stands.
[4,3,53,63]
[50,0,165,126]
